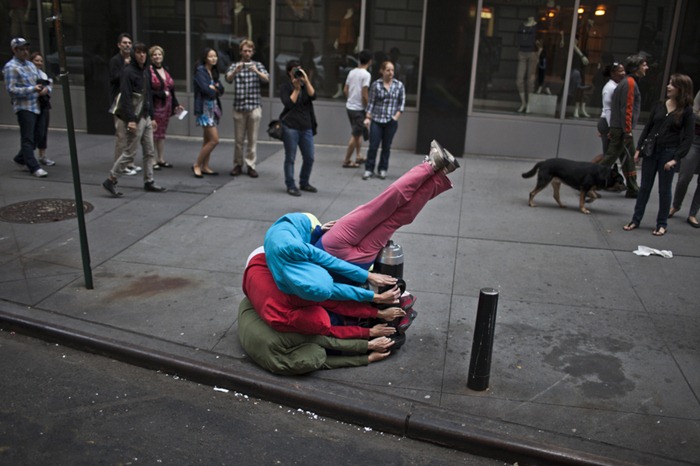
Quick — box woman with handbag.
[669,90,700,228]
[30,51,55,166]
[623,73,695,236]
[192,48,224,178]
[149,45,184,170]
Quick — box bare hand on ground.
[367,272,397,287]
[368,336,395,352]
[369,323,396,337]
[376,307,405,321]
[368,350,392,363]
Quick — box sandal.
[342,162,360,168]
[652,226,667,236]
[622,222,638,231]
[159,161,173,168]
[355,156,366,163]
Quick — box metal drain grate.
[0,199,94,224]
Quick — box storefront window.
[472,0,678,121]
[190,0,271,94]
[273,0,422,105]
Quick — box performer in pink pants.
[316,140,458,269]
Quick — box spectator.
[224,39,269,178]
[30,51,55,167]
[3,38,48,177]
[192,48,225,178]
[362,61,405,180]
[669,89,700,228]
[149,45,184,170]
[341,49,371,168]
[102,42,167,197]
[279,59,317,196]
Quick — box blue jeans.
[365,119,398,173]
[14,110,41,173]
[282,126,314,189]
[632,147,676,228]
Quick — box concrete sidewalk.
[1,127,698,465]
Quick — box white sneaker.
[378,170,387,179]
[121,167,137,176]
[362,170,373,180]
[131,165,143,173]
[33,168,48,177]
[39,157,56,166]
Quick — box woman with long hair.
[623,73,695,236]
[669,89,700,228]
[30,51,54,166]
[192,47,224,177]
[149,45,184,169]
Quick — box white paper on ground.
[633,245,673,259]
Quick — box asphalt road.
[0,331,506,466]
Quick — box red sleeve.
[624,77,636,134]
[327,325,370,339]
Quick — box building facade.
[1,0,698,160]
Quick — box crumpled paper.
[633,245,673,259]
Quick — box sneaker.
[39,157,56,166]
[300,184,317,193]
[399,293,417,312]
[102,178,123,197]
[378,170,387,179]
[287,187,301,197]
[120,167,137,176]
[397,309,418,334]
[144,181,167,192]
[130,165,143,173]
[33,168,48,178]
[362,170,373,180]
[428,139,460,173]
[390,332,406,351]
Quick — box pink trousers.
[321,163,452,265]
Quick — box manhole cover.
[0,199,94,224]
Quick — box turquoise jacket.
[263,213,373,302]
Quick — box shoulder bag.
[640,110,673,157]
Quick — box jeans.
[632,147,676,228]
[282,126,314,189]
[14,110,41,173]
[365,119,398,173]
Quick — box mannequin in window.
[515,16,539,113]
[332,8,357,98]
[232,2,253,40]
[536,0,565,94]
[570,36,591,118]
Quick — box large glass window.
[190,0,271,94]
[472,0,678,121]
[273,0,422,105]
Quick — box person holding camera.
[3,38,48,177]
[225,40,269,178]
[279,59,317,196]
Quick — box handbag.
[640,110,673,157]
[267,119,284,140]
[111,92,145,120]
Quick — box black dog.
[522,158,625,214]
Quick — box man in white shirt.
[341,50,372,167]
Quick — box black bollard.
[467,288,499,391]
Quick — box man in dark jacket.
[103,42,166,197]
[598,54,649,198]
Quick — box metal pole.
[467,288,499,391]
[49,0,93,289]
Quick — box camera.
[293,67,303,78]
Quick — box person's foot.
[202,169,219,176]
[622,222,638,231]
[625,190,638,199]
[121,167,137,176]
[397,309,418,334]
[102,178,123,197]
[248,168,259,178]
[362,170,373,180]
[129,165,143,173]
[153,163,161,170]
[300,184,317,193]
[399,293,416,312]
[687,216,700,228]
[158,161,173,168]
[368,350,392,363]
[39,157,55,166]
[230,165,242,176]
[192,165,203,178]
[144,181,167,192]
[652,226,667,236]
[287,187,301,197]
[378,170,387,179]
[669,207,679,218]
[33,168,48,178]
[428,139,460,173]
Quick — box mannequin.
[332,8,356,98]
[570,37,591,118]
[536,0,565,94]
[515,16,539,113]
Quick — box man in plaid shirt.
[225,40,269,178]
[3,37,49,177]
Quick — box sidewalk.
[1,127,698,465]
